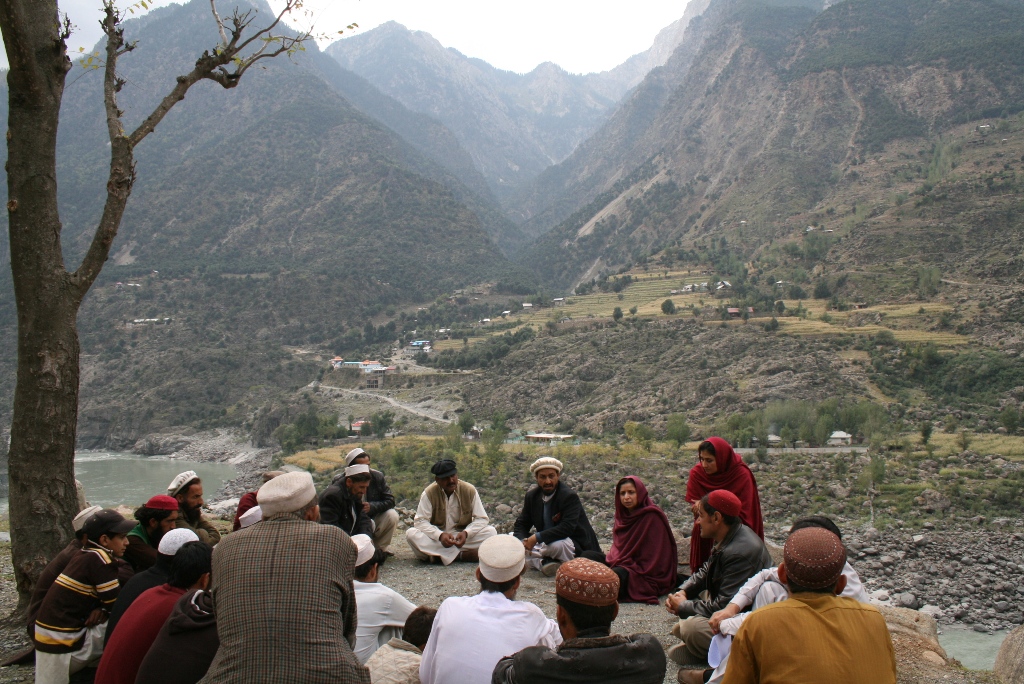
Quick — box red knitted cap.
[707,489,742,517]
[145,495,180,511]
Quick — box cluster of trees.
[715,398,890,448]
[274,409,400,454]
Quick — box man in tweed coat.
[199,471,370,683]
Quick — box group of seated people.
[26,439,898,684]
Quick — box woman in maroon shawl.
[604,476,678,604]
[686,437,764,573]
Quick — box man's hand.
[84,608,107,627]
[362,502,371,513]
[439,532,455,548]
[454,531,468,548]
[665,590,687,615]
[523,535,538,551]
[689,500,701,515]
[709,603,740,634]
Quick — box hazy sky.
[31,0,693,75]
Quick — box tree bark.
[1,0,80,617]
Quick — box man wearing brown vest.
[405,459,496,564]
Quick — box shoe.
[383,550,395,558]
[541,561,561,577]
[677,668,710,684]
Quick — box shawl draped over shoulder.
[605,476,678,604]
[685,437,764,572]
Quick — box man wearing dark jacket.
[492,558,666,684]
[513,458,600,576]
[664,490,772,667]
[319,463,374,538]
[345,448,398,552]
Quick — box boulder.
[996,624,1024,684]
[876,604,946,656]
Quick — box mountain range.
[1,0,1023,446]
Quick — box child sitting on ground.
[32,509,135,684]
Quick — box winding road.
[316,384,453,423]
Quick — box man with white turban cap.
[419,535,560,684]
[513,457,600,576]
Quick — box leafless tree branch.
[209,0,229,46]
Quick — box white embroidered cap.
[351,534,375,567]
[158,528,200,555]
[239,505,263,528]
[345,448,367,466]
[478,534,525,583]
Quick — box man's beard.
[182,505,201,525]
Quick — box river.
[938,627,1007,671]
[0,451,239,511]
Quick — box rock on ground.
[996,624,1024,684]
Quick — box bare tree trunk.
[0,0,317,614]
[1,0,80,617]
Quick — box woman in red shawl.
[686,437,764,573]
[603,476,678,604]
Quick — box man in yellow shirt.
[722,527,897,684]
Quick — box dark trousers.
[579,550,630,601]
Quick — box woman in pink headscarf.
[685,437,764,573]
[603,476,678,604]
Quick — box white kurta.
[354,581,418,665]
[419,591,561,684]
[405,488,496,565]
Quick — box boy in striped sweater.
[33,509,135,684]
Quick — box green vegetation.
[666,414,692,447]
[419,327,536,370]
[715,398,890,448]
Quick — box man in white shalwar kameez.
[419,535,561,684]
[405,459,496,565]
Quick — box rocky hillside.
[516,0,1024,289]
[0,0,524,443]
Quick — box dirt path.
[318,385,453,423]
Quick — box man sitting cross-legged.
[320,463,375,538]
[492,557,666,684]
[513,457,600,576]
[365,606,437,684]
[664,490,772,670]
[420,535,560,684]
[722,527,897,684]
[405,459,496,565]
[351,535,417,665]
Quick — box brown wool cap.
[707,489,742,518]
[783,527,847,590]
[555,558,620,607]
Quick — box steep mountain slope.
[0,0,518,443]
[326,23,619,208]
[516,0,1024,290]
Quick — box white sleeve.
[729,567,779,610]
[841,562,870,603]
[464,491,490,538]
[419,602,445,684]
[385,587,418,627]
[413,491,442,541]
[537,616,563,649]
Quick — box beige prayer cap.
[351,534,375,566]
[72,505,103,533]
[345,448,368,466]
[530,457,562,476]
[478,535,526,583]
[167,470,199,497]
[158,528,200,555]
[257,471,317,517]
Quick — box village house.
[524,433,575,445]
[827,430,853,446]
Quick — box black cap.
[82,509,135,541]
[431,459,457,478]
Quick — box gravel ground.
[0,515,1007,684]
